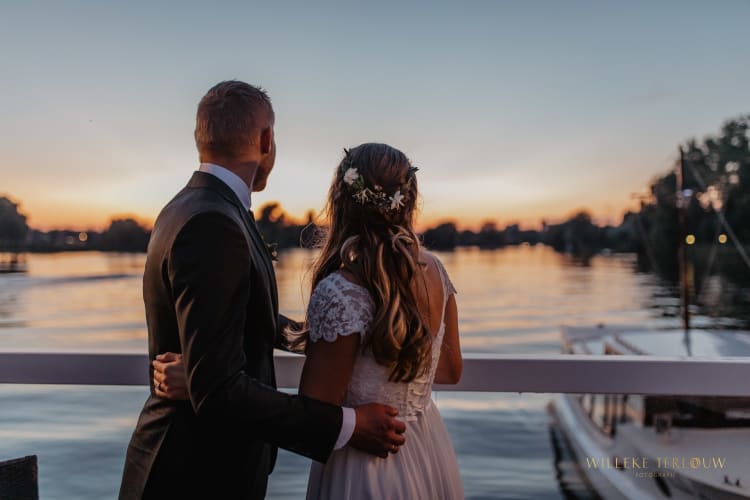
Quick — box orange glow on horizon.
[22,199,641,234]
[22,202,155,233]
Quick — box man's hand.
[349,403,406,458]
[152,352,189,400]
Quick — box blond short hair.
[194,80,274,157]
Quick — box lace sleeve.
[307,274,375,343]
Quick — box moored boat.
[549,324,750,499]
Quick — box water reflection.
[0,253,146,349]
[0,288,21,321]
[1,246,748,350]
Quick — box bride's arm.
[298,334,359,405]
[434,294,462,385]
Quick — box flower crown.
[341,149,419,213]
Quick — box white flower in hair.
[390,190,405,210]
[343,167,359,185]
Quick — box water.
[0,246,738,499]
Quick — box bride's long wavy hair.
[291,143,431,383]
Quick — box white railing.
[1,351,749,396]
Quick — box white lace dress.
[304,259,464,500]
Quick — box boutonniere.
[257,227,279,262]
[265,241,279,262]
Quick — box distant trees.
[255,202,319,249]
[541,211,606,258]
[632,114,750,276]
[0,196,29,251]
[18,216,151,253]
[476,221,504,249]
[100,218,150,252]
[422,222,459,250]
[532,114,750,271]
[421,220,539,251]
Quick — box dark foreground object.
[0,455,39,500]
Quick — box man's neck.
[200,156,259,190]
[198,162,253,211]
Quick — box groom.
[119,81,406,499]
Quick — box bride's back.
[312,249,455,421]
[339,248,447,338]
[304,143,465,499]
[301,142,459,417]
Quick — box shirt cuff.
[334,406,356,450]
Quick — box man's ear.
[259,127,273,155]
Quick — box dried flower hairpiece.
[341,148,418,213]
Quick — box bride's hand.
[152,352,189,400]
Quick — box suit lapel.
[229,201,279,317]
[245,211,279,313]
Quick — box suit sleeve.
[168,211,343,463]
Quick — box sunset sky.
[1,1,749,231]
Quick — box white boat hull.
[549,393,654,500]
[551,325,750,500]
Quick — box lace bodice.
[307,255,456,421]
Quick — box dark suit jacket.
[119,171,342,500]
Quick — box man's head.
[195,80,276,191]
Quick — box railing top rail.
[1,351,749,396]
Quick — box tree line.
[1,114,747,266]
[0,201,150,253]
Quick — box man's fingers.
[153,359,180,373]
[390,432,405,447]
[391,418,406,434]
[156,352,180,362]
[152,370,165,384]
[385,405,399,417]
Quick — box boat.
[549,324,750,499]
[548,148,750,499]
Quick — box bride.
[155,142,464,499]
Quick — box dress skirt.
[305,399,464,500]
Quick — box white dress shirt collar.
[198,163,252,211]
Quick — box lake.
[0,246,742,499]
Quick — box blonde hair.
[293,143,431,383]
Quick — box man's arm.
[169,211,341,462]
[163,211,406,460]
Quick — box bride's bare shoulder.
[419,247,440,268]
